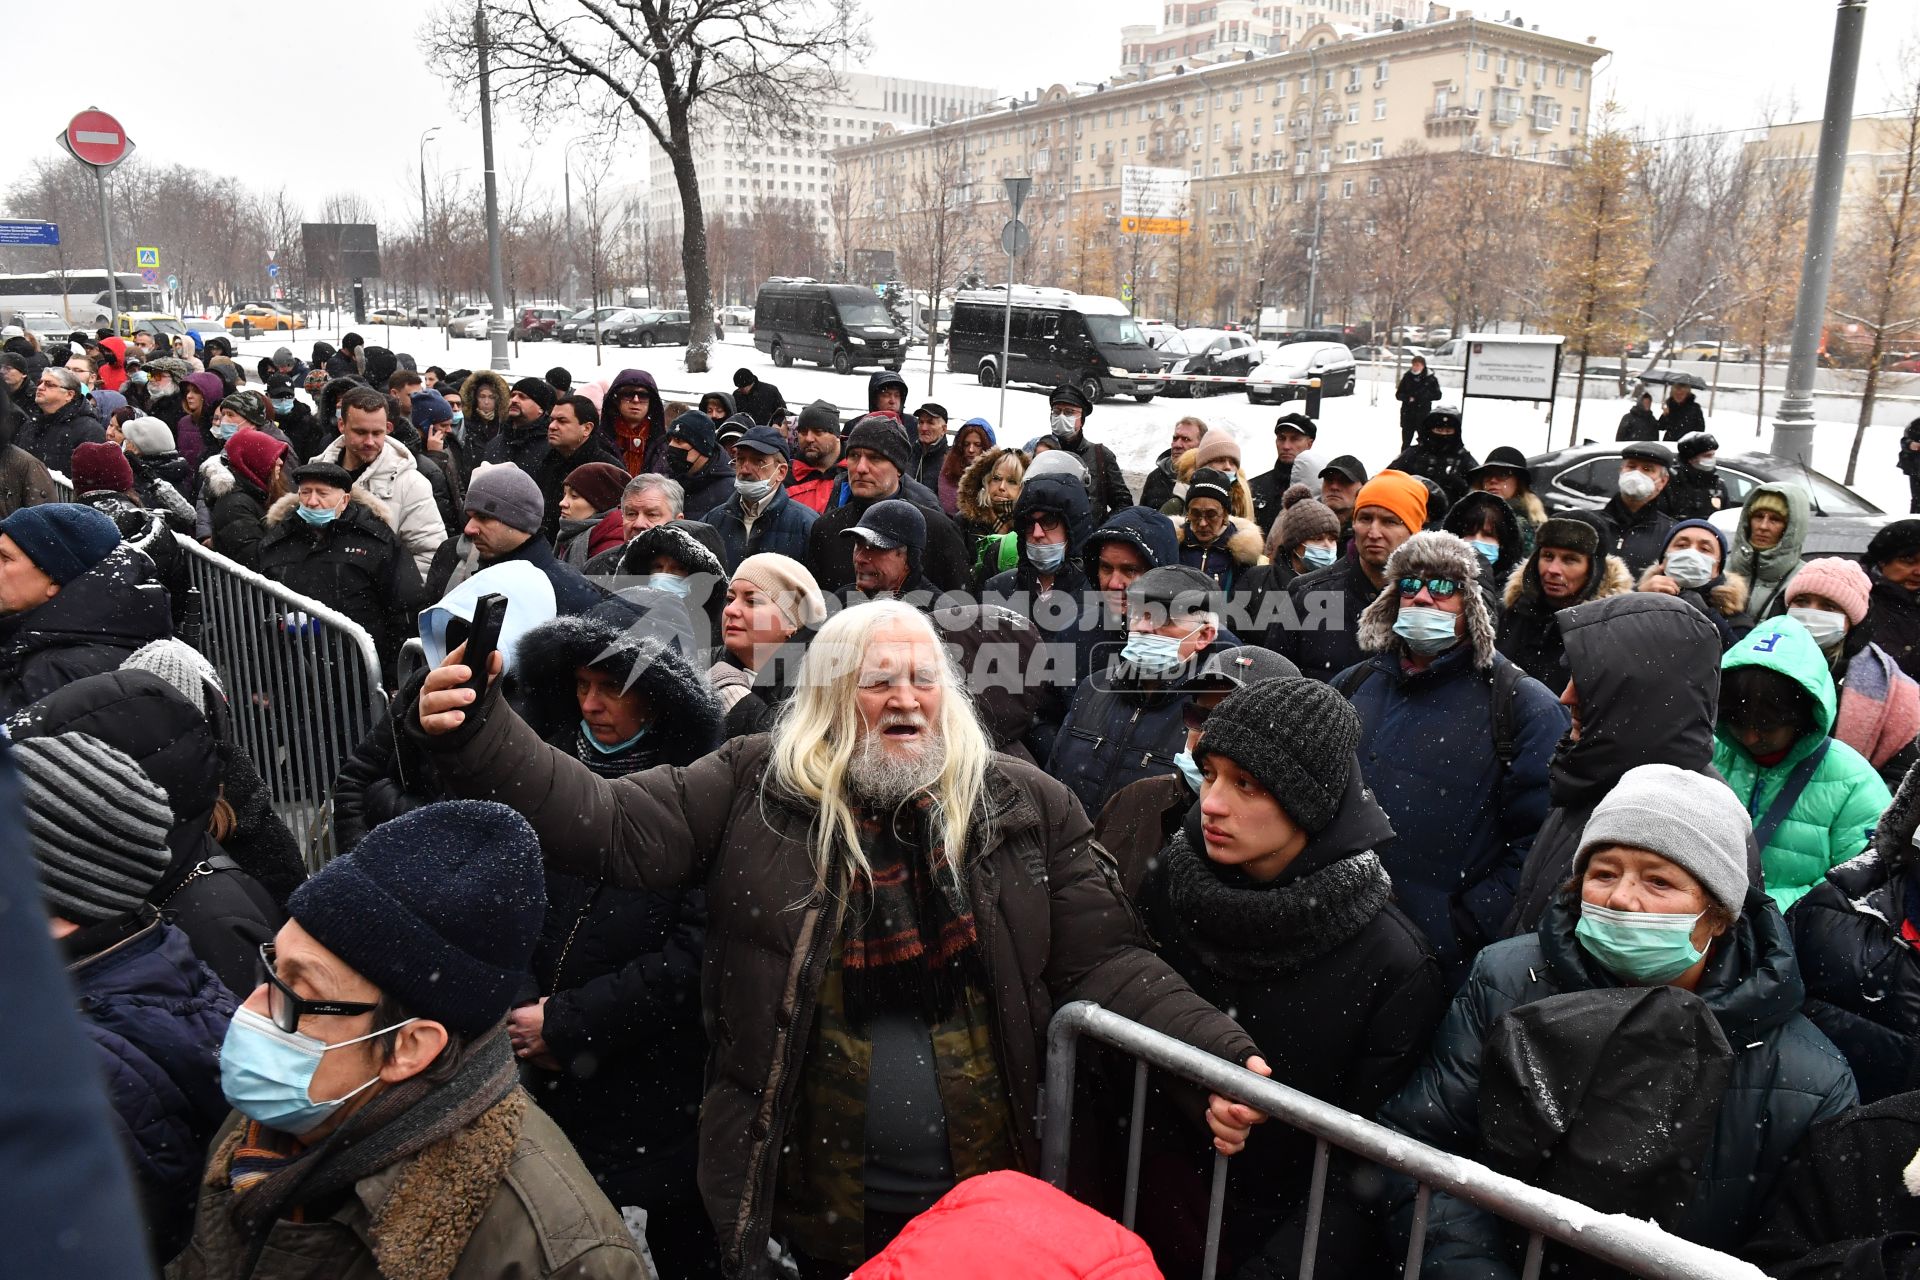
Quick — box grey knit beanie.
[1195,676,1360,834]
[1575,763,1751,915]
[14,733,174,924]
[120,416,176,456]
[465,462,546,535]
[122,639,223,714]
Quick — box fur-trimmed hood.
[262,488,392,527]
[1871,749,1920,875]
[318,374,365,429]
[618,518,728,581]
[956,445,1028,526]
[515,599,723,763]
[1358,530,1497,667]
[1173,446,1254,519]
[1504,553,1634,610]
[1172,512,1265,567]
[458,369,513,429]
[1637,562,1752,619]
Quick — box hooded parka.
[1728,482,1812,620]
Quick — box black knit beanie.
[1195,677,1360,833]
[15,733,174,924]
[287,800,546,1036]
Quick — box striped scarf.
[228,1122,304,1217]
[842,797,980,1028]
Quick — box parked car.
[1279,326,1362,348]
[116,313,188,342]
[719,305,754,330]
[1352,344,1433,363]
[239,299,306,326]
[1247,341,1359,406]
[364,307,409,327]
[607,308,692,347]
[1425,327,1455,345]
[752,281,905,375]
[945,286,1163,403]
[447,305,490,339]
[555,306,628,343]
[1159,329,1263,397]
[1672,341,1751,362]
[409,304,449,326]
[10,310,70,345]
[1427,338,1471,367]
[1139,319,1182,349]
[224,304,297,332]
[1529,443,1890,556]
[1389,324,1429,344]
[509,305,570,341]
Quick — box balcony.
[1224,136,1243,151]
[1492,109,1520,127]
[1424,106,1479,138]
[1293,161,1308,175]
[1531,115,1556,132]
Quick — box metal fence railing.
[1039,1001,1765,1280]
[175,536,387,868]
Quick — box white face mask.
[1049,413,1078,441]
[1663,547,1717,590]
[1789,606,1849,650]
[1617,470,1657,502]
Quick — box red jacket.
[851,1173,1164,1280]
[784,457,845,514]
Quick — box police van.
[946,286,1165,404]
[751,279,905,375]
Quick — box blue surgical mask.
[213,421,241,440]
[295,504,339,527]
[1121,629,1191,678]
[1574,901,1706,984]
[735,477,776,504]
[1393,605,1459,656]
[271,397,295,415]
[1470,539,1500,565]
[1301,543,1337,569]
[130,370,148,384]
[1027,540,1068,572]
[450,411,464,428]
[219,1005,416,1136]
[645,572,692,598]
[1174,749,1203,793]
[581,719,649,754]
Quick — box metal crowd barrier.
[1039,1001,1764,1280]
[175,535,388,868]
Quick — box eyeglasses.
[616,388,650,401]
[1397,576,1461,599]
[1027,513,1065,533]
[257,943,377,1034]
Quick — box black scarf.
[842,795,981,1029]
[1159,827,1391,980]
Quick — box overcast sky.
[7,0,1918,229]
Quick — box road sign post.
[999,176,1033,428]
[0,220,61,247]
[58,109,133,331]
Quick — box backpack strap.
[1331,662,1377,700]
[1489,654,1525,768]
[1750,739,1833,853]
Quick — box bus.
[0,269,163,329]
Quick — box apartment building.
[1745,115,1917,215]
[838,12,1605,321]
[1120,0,1451,74]
[644,71,999,241]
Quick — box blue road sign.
[166,275,178,290]
[267,263,281,279]
[0,220,60,246]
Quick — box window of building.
[1298,72,1310,93]
[1254,83,1264,102]
[1376,58,1390,83]
[1574,68,1585,89]
[1476,46,1489,70]
[1497,52,1508,75]
[1322,69,1334,90]
[1341,178,1354,198]
[1347,67,1363,89]
[1556,64,1567,86]
[1368,176,1382,195]
[1275,78,1287,99]
[1252,117,1261,137]
[1232,88,1243,107]
[1345,104,1359,124]
[1515,56,1527,81]
[1374,97,1388,120]
[1211,158,1221,175]
[1570,106,1581,131]
[1343,141,1357,161]
[1370,138,1384,158]
[1193,161,1203,177]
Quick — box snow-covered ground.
[226,325,1917,516]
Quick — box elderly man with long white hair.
[414,597,1266,1277]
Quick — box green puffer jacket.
[1727,481,1810,620]
[1714,615,1891,912]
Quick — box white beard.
[848,727,946,806]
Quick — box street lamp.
[419,126,440,323]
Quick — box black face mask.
[667,450,695,478]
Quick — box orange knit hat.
[1353,469,1428,532]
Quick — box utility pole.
[1304,195,1324,328]
[1770,0,1870,464]
[419,126,439,330]
[476,2,511,373]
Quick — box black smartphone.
[461,593,508,704]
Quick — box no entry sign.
[60,109,132,169]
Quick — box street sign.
[135,246,158,269]
[1000,219,1031,257]
[1121,283,1134,302]
[166,275,178,290]
[140,269,157,284]
[0,220,60,246]
[1002,176,1033,222]
[267,263,281,279]
[1120,216,1191,236]
[60,109,132,169]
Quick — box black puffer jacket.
[0,543,172,718]
[1381,885,1856,1272]
[6,670,293,994]
[1788,760,1920,1104]
[514,604,719,1211]
[1388,409,1478,503]
[1503,593,1733,936]
[1135,780,1447,1280]
[1262,549,1381,682]
[1744,1089,1920,1280]
[257,492,421,676]
[20,393,106,475]
[200,454,275,570]
[1665,461,1729,521]
[481,413,551,477]
[1442,491,1526,617]
[1493,553,1636,691]
[1870,574,1920,683]
[1660,393,1708,441]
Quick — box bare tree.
[1834,60,1920,482]
[893,137,977,393]
[422,0,865,373]
[1547,107,1651,440]
[1360,144,1442,373]
[1729,143,1812,434]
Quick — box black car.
[1159,329,1262,398]
[1528,443,1891,556]
[556,307,633,343]
[607,309,692,347]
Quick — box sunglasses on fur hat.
[1397,576,1461,599]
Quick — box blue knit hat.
[410,388,453,433]
[0,503,122,586]
[288,800,546,1036]
[668,409,720,458]
[1665,518,1729,562]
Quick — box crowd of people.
[9,317,1920,1279]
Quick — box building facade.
[645,71,1000,241]
[838,12,1605,324]
[1120,0,1452,74]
